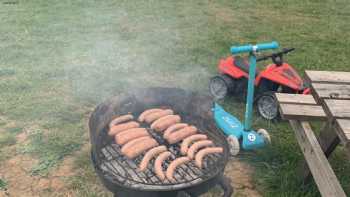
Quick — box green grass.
[19,127,85,176]
[0,127,22,148]
[0,178,7,190]
[0,0,349,196]
[67,148,112,197]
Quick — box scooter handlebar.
[230,41,279,54]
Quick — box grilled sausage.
[167,126,198,144]
[166,157,191,182]
[154,151,172,181]
[124,138,159,159]
[150,115,181,131]
[109,114,134,128]
[108,121,139,136]
[138,109,163,122]
[115,128,149,145]
[144,109,174,123]
[138,145,167,172]
[121,136,152,154]
[180,134,208,155]
[187,140,213,159]
[163,123,188,139]
[195,147,223,169]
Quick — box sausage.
[167,126,198,144]
[144,109,174,123]
[109,114,134,128]
[124,138,159,159]
[166,157,191,182]
[180,134,208,155]
[115,128,149,145]
[121,136,152,154]
[187,140,213,159]
[108,121,139,136]
[138,145,167,172]
[138,109,163,122]
[163,123,188,139]
[154,151,172,181]
[195,147,223,169]
[150,115,181,131]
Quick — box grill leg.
[218,176,234,197]
[177,191,195,197]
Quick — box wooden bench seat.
[335,119,350,142]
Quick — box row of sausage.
[107,108,223,182]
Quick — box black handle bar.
[257,48,295,62]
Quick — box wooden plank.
[324,99,350,119]
[279,103,326,120]
[289,120,346,197]
[335,119,350,141]
[275,93,317,105]
[305,70,350,84]
[312,83,350,100]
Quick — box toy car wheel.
[257,91,279,120]
[209,75,234,100]
[257,128,271,144]
[227,135,240,156]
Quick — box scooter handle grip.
[230,41,279,54]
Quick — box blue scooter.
[213,41,278,155]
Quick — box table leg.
[300,122,340,183]
[290,120,346,196]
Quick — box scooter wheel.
[257,128,271,144]
[227,135,240,156]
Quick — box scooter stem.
[244,53,257,131]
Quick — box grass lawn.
[0,0,349,196]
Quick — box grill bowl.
[89,87,229,193]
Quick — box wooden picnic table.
[275,70,350,197]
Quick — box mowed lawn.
[0,0,349,196]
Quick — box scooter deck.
[213,103,244,139]
[213,103,266,150]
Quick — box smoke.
[62,1,213,103]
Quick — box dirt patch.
[15,132,27,144]
[0,143,88,197]
[224,158,262,197]
[0,155,39,197]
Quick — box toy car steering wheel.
[257,48,295,66]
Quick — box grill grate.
[96,120,227,190]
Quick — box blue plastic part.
[213,102,268,150]
[256,41,279,51]
[213,103,243,139]
[244,54,256,131]
[241,130,266,150]
[230,41,279,54]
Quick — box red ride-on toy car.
[209,48,310,120]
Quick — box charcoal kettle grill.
[89,87,233,197]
